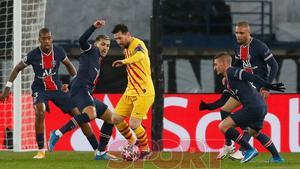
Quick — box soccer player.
[200,21,279,160]
[214,52,284,163]
[48,20,118,160]
[111,24,155,160]
[0,28,98,159]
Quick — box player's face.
[95,39,110,57]
[235,26,251,45]
[114,32,130,49]
[213,59,226,76]
[39,32,53,52]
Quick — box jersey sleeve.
[56,46,68,61]
[227,67,270,88]
[21,52,33,66]
[122,44,145,64]
[257,41,273,61]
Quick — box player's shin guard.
[220,110,232,146]
[87,135,98,150]
[98,122,114,152]
[225,128,252,150]
[133,125,149,151]
[60,113,90,134]
[239,128,251,151]
[36,133,44,149]
[116,121,135,144]
[256,132,280,158]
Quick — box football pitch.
[0,151,298,169]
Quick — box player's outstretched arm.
[199,92,231,111]
[79,19,105,51]
[227,67,286,92]
[0,62,26,101]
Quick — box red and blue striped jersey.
[22,45,66,92]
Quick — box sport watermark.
[106,139,222,169]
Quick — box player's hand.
[199,100,209,110]
[260,88,270,100]
[266,82,286,92]
[61,84,69,93]
[93,20,105,28]
[112,60,124,68]
[0,87,10,102]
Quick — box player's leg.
[219,109,257,163]
[52,91,99,151]
[32,91,47,159]
[48,90,97,151]
[248,115,284,163]
[248,128,283,163]
[112,95,136,144]
[129,95,154,160]
[218,97,240,159]
[93,99,118,160]
[68,107,99,153]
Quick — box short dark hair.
[95,34,110,42]
[214,52,232,64]
[39,28,51,36]
[111,24,128,34]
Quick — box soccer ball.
[121,144,140,161]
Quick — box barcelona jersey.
[122,38,154,96]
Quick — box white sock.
[55,130,63,137]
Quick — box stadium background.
[1,0,300,154]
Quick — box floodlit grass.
[0,151,298,169]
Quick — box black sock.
[87,134,98,150]
[225,128,252,150]
[220,110,232,146]
[239,128,251,151]
[36,133,44,149]
[256,133,280,158]
[98,122,114,152]
[60,113,90,134]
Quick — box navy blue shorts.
[32,90,75,113]
[230,105,267,132]
[94,98,108,118]
[70,87,94,112]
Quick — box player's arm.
[265,53,278,83]
[79,20,105,51]
[227,67,285,92]
[0,62,26,101]
[123,45,145,64]
[233,56,242,67]
[199,91,231,110]
[112,45,145,67]
[62,57,77,77]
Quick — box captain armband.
[6,81,12,88]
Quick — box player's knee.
[129,119,142,130]
[218,122,227,133]
[35,110,45,118]
[111,114,123,125]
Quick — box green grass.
[0,151,298,169]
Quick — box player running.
[214,52,284,163]
[200,21,279,160]
[0,28,98,159]
[48,20,118,160]
[111,24,155,160]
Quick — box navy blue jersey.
[22,45,66,92]
[70,26,101,93]
[233,38,277,89]
[71,46,101,92]
[226,67,266,109]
